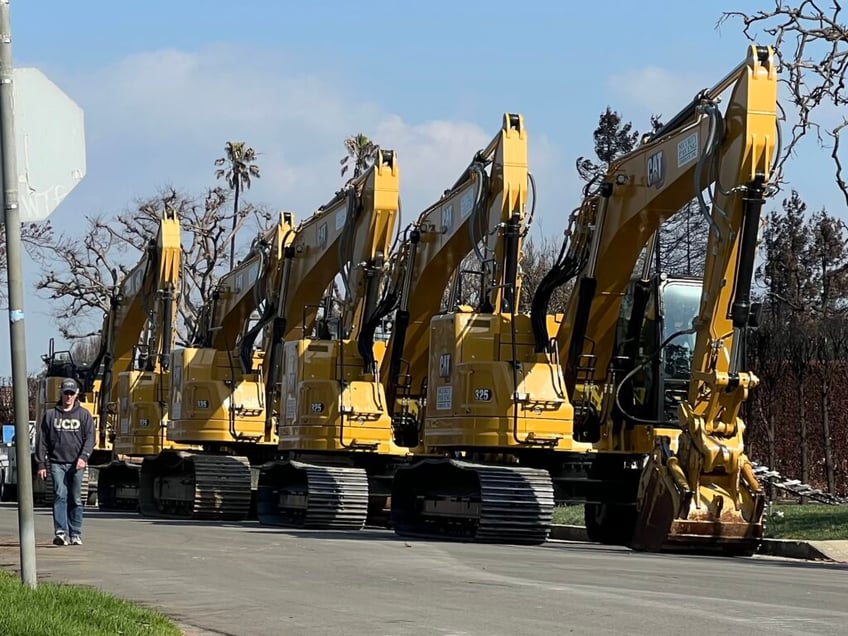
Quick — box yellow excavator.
[378,113,591,544]
[93,207,191,510]
[390,45,777,553]
[533,44,777,553]
[137,211,295,520]
[140,153,401,521]
[256,148,404,530]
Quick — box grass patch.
[554,503,848,541]
[0,571,181,636]
[764,503,848,541]
[553,505,585,526]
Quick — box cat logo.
[54,418,81,431]
[441,204,453,233]
[647,150,664,188]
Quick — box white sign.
[13,67,86,222]
[677,133,698,168]
[435,385,452,410]
[460,191,474,218]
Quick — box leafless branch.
[719,1,848,204]
[33,184,270,346]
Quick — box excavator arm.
[532,45,777,552]
[263,149,400,421]
[255,150,400,531]
[374,114,529,445]
[194,211,295,361]
[98,208,182,445]
[634,47,777,551]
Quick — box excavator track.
[139,451,252,520]
[257,460,369,530]
[391,458,554,545]
[96,460,142,511]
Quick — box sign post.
[0,0,86,588]
[0,0,37,589]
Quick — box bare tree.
[36,215,132,338]
[518,236,572,313]
[0,379,10,424]
[719,2,848,203]
[658,199,710,277]
[789,322,816,489]
[748,317,790,494]
[0,374,41,422]
[0,221,54,308]
[35,187,273,346]
[815,317,846,492]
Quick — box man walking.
[35,378,94,546]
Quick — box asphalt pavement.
[1,503,847,636]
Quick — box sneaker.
[70,535,83,545]
[53,532,68,546]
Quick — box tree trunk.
[758,398,777,501]
[799,380,808,503]
[821,370,836,492]
[229,182,241,271]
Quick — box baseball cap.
[61,378,79,394]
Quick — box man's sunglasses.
[63,391,77,396]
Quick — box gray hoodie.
[35,401,95,468]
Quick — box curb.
[549,525,843,562]
[549,525,588,542]
[759,538,841,562]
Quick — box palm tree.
[215,141,261,270]
[340,133,378,181]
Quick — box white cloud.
[5,45,568,375]
[53,45,539,226]
[373,114,491,215]
[607,66,707,123]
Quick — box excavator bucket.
[630,449,677,552]
[631,438,766,555]
[664,501,765,554]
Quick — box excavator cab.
[614,275,702,427]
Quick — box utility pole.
[0,0,37,589]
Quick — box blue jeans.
[50,463,85,537]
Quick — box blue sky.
[1,0,843,376]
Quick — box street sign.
[12,67,86,222]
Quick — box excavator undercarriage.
[256,459,370,530]
[139,452,253,520]
[391,458,554,545]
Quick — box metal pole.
[0,0,37,589]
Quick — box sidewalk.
[549,525,848,563]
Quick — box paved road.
[1,503,847,636]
